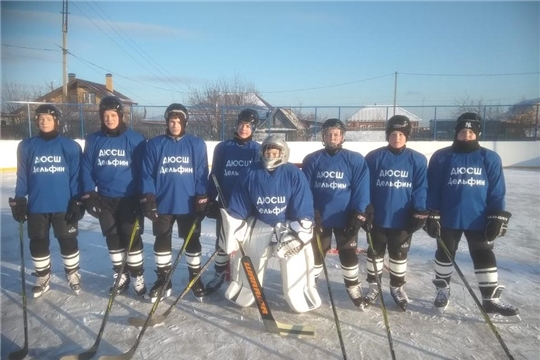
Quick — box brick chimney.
[105,73,113,92]
[68,73,76,82]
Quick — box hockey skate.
[482,285,520,320]
[433,279,450,314]
[66,270,82,295]
[32,272,51,298]
[205,269,226,295]
[390,285,409,311]
[133,274,147,296]
[361,283,378,308]
[110,270,130,295]
[189,268,206,302]
[149,269,172,303]
[346,284,363,308]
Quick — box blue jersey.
[302,149,370,228]
[207,139,260,205]
[365,146,427,229]
[15,135,82,213]
[427,146,506,230]
[228,162,314,227]
[141,134,208,215]
[80,129,145,198]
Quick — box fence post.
[535,104,539,140]
[79,104,85,139]
[27,102,32,138]
[482,106,487,140]
[433,106,437,140]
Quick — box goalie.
[218,135,321,313]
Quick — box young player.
[204,108,261,295]
[221,135,321,313]
[363,115,428,310]
[140,103,209,303]
[9,104,84,297]
[80,95,147,296]
[425,112,518,316]
[302,118,372,308]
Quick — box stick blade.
[8,347,28,360]
[127,315,165,327]
[98,347,136,360]
[59,350,97,360]
[264,319,316,338]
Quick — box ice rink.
[1,169,539,360]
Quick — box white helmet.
[260,135,289,171]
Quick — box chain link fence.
[2,101,538,141]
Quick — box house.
[257,107,309,141]
[346,106,422,133]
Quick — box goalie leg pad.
[219,209,255,254]
[280,243,321,313]
[224,220,273,307]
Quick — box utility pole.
[62,0,68,101]
[393,71,397,116]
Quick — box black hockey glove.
[361,204,375,231]
[423,210,441,238]
[408,209,430,234]
[345,205,374,238]
[194,194,208,217]
[9,197,27,223]
[82,191,101,219]
[140,193,158,222]
[314,209,323,234]
[485,210,512,242]
[205,200,221,220]
[65,198,85,224]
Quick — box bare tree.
[186,74,263,140]
[1,82,44,114]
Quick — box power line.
[1,43,59,52]
[400,71,539,77]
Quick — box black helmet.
[99,96,124,121]
[386,115,411,140]
[35,104,61,121]
[237,109,259,131]
[164,103,189,124]
[322,118,346,149]
[455,112,481,138]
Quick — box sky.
[1,168,539,359]
[1,1,539,110]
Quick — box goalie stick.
[60,219,141,360]
[9,222,29,360]
[212,174,316,338]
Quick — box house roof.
[347,106,422,122]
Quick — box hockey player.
[425,112,518,316]
[204,108,261,295]
[363,115,428,310]
[221,135,321,313]
[302,118,372,308]
[80,96,147,296]
[9,104,84,298]
[140,103,209,303]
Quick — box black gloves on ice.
[408,210,430,234]
[9,197,27,223]
[65,198,85,224]
[82,191,101,219]
[485,211,511,242]
[424,210,441,238]
[140,193,158,222]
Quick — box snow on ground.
[1,169,539,360]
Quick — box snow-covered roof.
[347,106,422,122]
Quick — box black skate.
[132,274,147,296]
[189,268,206,302]
[433,279,450,314]
[66,270,82,295]
[361,283,378,308]
[110,270,130,295]
[346,284,363,308]
[32,272,51,298]
[205,270,226,295]
[390,285,409,311]
[149,269,172,303]
[482,286,520,319]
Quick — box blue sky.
[1,1,539,108]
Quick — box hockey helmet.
[322,118,346,149]
[260,135,289,171]
[164,103,189,125]
[99,95,124,121]
[35,104,61,122]
[386,115,411,140]
[236,108,259,131]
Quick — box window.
[83,92,96,104]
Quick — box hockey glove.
[140,193,158,222]
[194,194,208,217]
[82,191,101,219]
[408,209,430,234]
[9,197,27,223]
[423,210,441,238]
[205,200,221,220]
[345,211,366,238]
[314,210,323,234]
[65,198,85,224]
[276,220,313,259]
[362,204,375,231]
[485,210,512,242]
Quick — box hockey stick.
[212,174,316,338]
[316,233,347,359]
[60,218,141,360]
[98,217,199,360]
[127,248,221,327]
[435,234,515,360]
[9,222,28,360]
[366,228,396,360]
